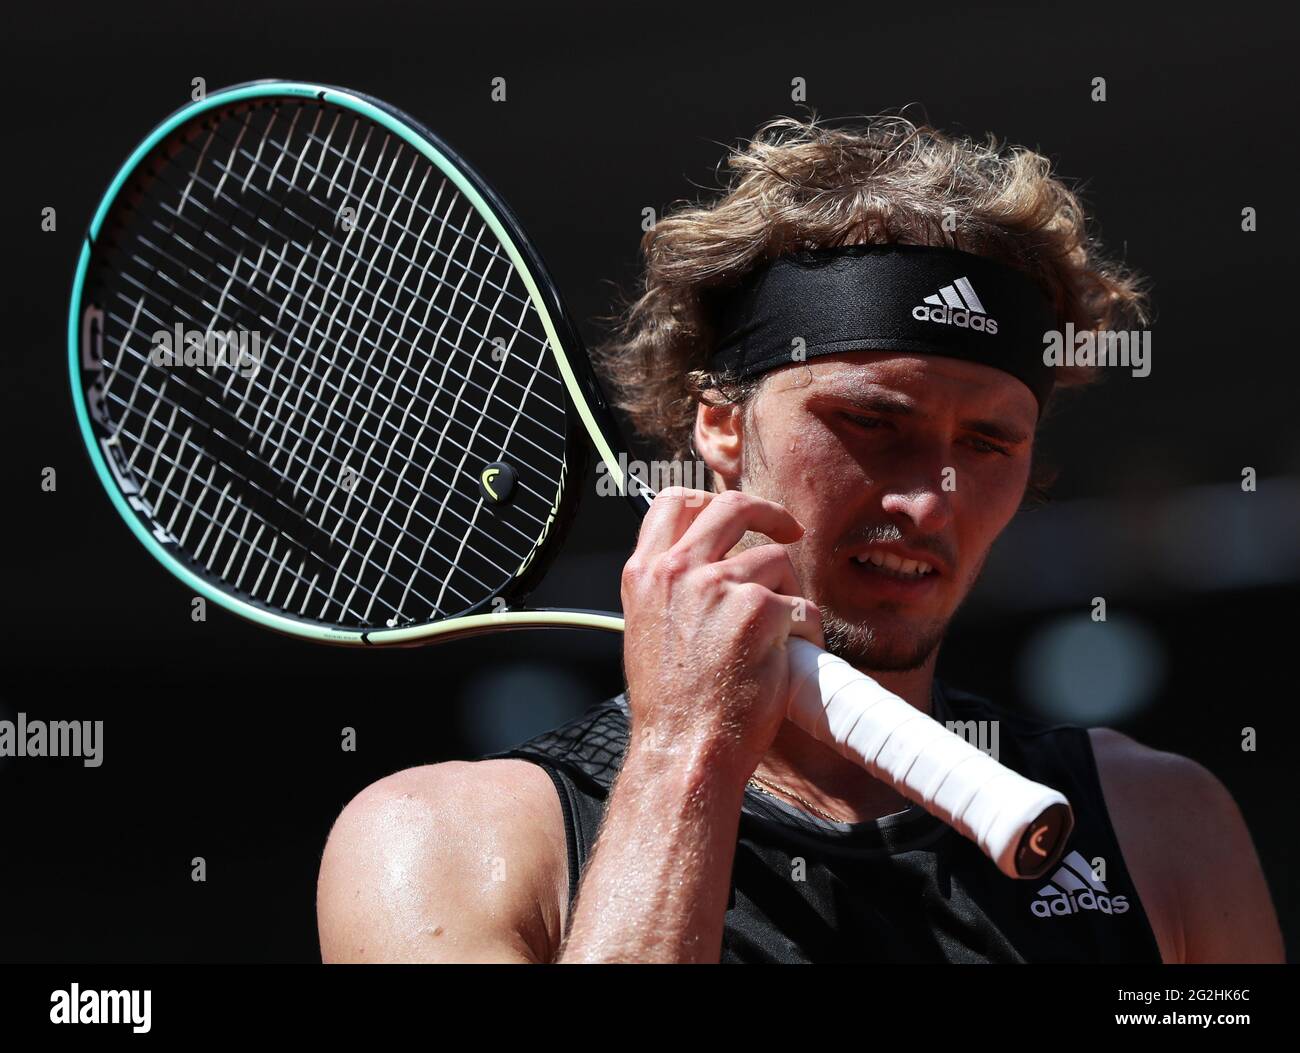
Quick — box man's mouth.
[851,550,935,579]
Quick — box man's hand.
[619,486,824,785]
[554,486,825,962]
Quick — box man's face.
[732,352,1038,671]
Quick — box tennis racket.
[68,80,1072,879]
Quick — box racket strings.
[116,191,527,624]
[110,229,560,514]
[421,284,559,619]
[111,113,574,520]
[114,119,567,481]
[100,416,481,620]
[87,98,570,628]
[114,182,556,548]
[99,227,557,568]
[177,104,563,412]
[101,154,405,624]
[97,310,548,567]
[98,377,529,597]
[240,102,540,320]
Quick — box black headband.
[706,243,1059,410]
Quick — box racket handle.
[784,639,1073,879]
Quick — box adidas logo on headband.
[706,245,1056,409]
[912,276,999,335]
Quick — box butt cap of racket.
[784,639,1074,880]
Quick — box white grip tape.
[785,638,1070,878]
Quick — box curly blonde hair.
[594,114,1149,468]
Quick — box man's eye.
[842,413,885,430]
[967,436,1011,456]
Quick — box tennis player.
[317,116,1284,963]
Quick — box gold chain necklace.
[747,772,850,824]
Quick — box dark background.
[3,0,1297,961]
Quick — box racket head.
[69,80,636,645]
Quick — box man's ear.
[694,398,743,489]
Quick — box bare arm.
[318,486,821,965]
[316,759,568,963]
[556,736,748,963]
[557,487,823,963]
[1092,728,1285,964]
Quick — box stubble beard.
[818,603,949,672]
[734,454,967,674]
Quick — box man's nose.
[880,484,951,534]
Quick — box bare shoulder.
[316,758,569,963]
[1088,728,1284,963]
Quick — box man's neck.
[753,652,938,825]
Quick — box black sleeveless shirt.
[486,682,1163,963]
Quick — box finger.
[784,596,825,649]
[738,585,824,650]
[672,490,804,564]
[633,487,717,556]
[711,543,805,596]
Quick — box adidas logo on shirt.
[912,276,999,334]
[1030,850,1130,918]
